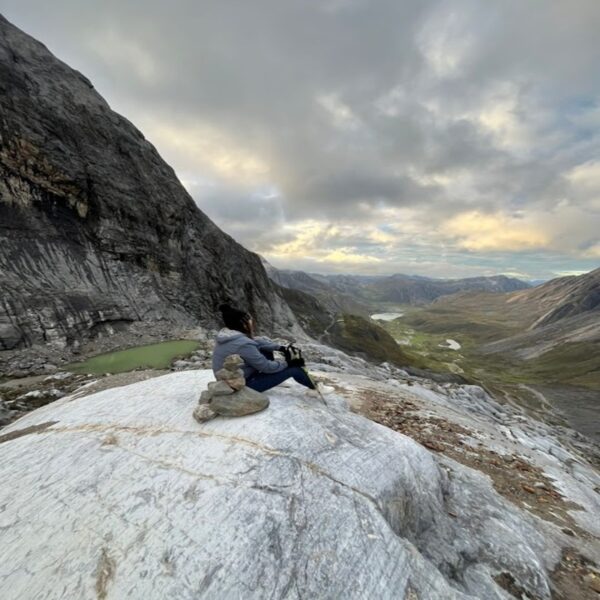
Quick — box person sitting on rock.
[212,303,316,393]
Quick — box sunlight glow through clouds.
[443,211,550,251]
[476,88,533,154]
[317,94,361,131]
[583,243,600,258]
[321,249,382,264]
[139,119,270,185]
[268,220,387,265]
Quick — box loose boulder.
[209,386,269,417]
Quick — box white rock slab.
[0,370,562,599]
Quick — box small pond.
[67,340,200,375]
[370,312,404,321]
[438,339,462,350]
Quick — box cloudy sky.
[3,1,600,279]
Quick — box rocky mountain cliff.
[520,267,600,329]
[0,15,297,353]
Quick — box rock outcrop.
[0,15,298,352]
[193,354,269,421]
[471,268,600,360]
[525,267,600,329]
[0,368,586,599]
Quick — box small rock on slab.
[199,390,213,404]
[587,574,600,594]
[210,386,269,417]
[207,380,234,396]
[193,403,217,423]
[225,377,245,391]
[216,368,244,382]
[223,354,244,369]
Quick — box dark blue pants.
[246,350,316,393]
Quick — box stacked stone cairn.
[193,354,269,423]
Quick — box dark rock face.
[0,16,297,351]
[528,267,600,329]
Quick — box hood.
[215,328,247,344]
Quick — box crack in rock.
[95,547,116,600]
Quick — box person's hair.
[219,303,252,334]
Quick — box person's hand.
[279,345,292,362]
[285,344,305,367]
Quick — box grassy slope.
[328,314,415,368]
[379,303,600,391]
[279,284,417,367]
[283,280,599,396]
[278,285,331,339]
[517,342,600,389]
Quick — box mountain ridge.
[263,259,530,309]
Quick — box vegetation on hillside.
[277,285,331,339]
[379,304,600,392]
[283,275,600,417]
[327,314,414,368]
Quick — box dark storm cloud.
[2,0,599,277]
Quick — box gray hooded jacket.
[212,328,286,379]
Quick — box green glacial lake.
[67,340,200,375]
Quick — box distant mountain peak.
[264,265,530,307]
